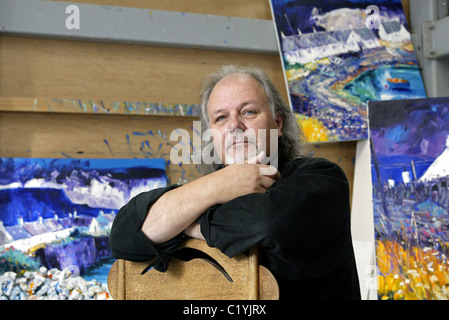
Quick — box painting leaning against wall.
[0,157,167,300]
[269,0,427,143]
[368,97,449,300]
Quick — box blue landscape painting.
[0,157,167,300]
[369,98,449,299]
[270,0,427,143]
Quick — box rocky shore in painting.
[0,229,114,300]
[0,266,110,300]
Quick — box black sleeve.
[109,185,184,272]
[197,157,353,281]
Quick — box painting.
[31,98,200,117]
[369,97,449,300]
[0,157,167,300]
[269,0,427,143]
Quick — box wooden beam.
[0,0,278,54]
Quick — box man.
[109,65,361,299]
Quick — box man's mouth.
[226,140,249,150]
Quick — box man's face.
[207,74,283,165]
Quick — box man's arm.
[141,163,280,245]
[183,222,204,240]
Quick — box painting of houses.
[270,0,427,143]
[379,20,410,43]
[282,26,382,66]
[0,157,167,300]
[368,97,449,300]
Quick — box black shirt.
[109,157,361,300]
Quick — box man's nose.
[228,114,244,131]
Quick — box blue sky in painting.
[369,98,449,184]
[369,98,449,158]
[270,0,406,36]
[0,158,166,185]
[0,158,167,226]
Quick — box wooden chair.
[107,239,279,300]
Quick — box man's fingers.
[259,175,278,190]
[247,151,281,179]
[259,165,281,179]
[247,151,266,165]
[257,151,267,164]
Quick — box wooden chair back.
[107,239,279,300]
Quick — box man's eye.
[243,110,256,115]
[216,115,226,122]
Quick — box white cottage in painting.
[379,20,410,43]
[419,135,449,182]
[353,28,381,49]
[88,210,114,235]
[282,24,380,65]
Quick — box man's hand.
[211,162,281,204]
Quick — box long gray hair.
[198,65,309,174]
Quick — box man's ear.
[275,111,284,137]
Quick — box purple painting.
[270,0,426,143]
[0,157,166,300]
[369,97,449,299]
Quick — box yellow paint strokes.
[376,238,449,300]
[285,68,310,83]
[295,113,331,143]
